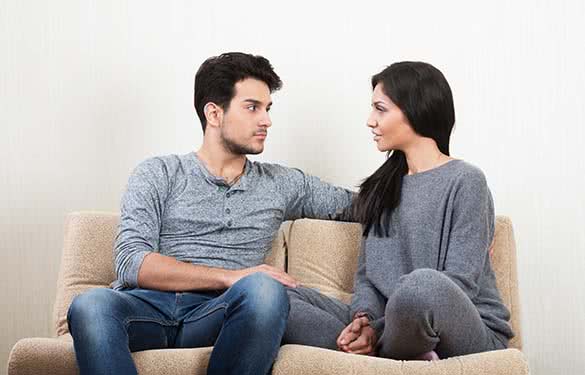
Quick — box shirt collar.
[189,152,253,191]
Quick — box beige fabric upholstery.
[8,212,528,375]
[7,334,213,375]
[286,216,523,350]
[273,345,528,375]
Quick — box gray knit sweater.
[350,159,515,343]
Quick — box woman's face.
[367,83,416,152]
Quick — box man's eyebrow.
[242,99,273,107]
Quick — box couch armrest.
[7,336,78,375]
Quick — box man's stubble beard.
[220,128,263,156]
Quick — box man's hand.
[227,264,299,288]
[336,316,377,355]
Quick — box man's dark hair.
[194,52,282,132]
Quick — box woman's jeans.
[67,273,289,375]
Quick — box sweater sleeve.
[281,167,354,221]
[350,241,387,336]
[442,169,495,301]
[113,158,169,288]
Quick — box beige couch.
[8,212,529,374]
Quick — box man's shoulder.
[130,153,191,184]
[250,160,306,180]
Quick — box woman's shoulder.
[445,160,492,201]
[447,159,488,183]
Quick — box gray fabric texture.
[112,152,353,290]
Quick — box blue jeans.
[67,273,289,375]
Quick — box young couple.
[67,52,514,375]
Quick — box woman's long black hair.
[353,62,456,237]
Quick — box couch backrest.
[285,216,523,350]
[52,212,287,337]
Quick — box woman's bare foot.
[414,350,439,361]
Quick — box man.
[67,52,353,375]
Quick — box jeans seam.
[123,317,178,328]
[183,302,228,324]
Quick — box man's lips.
[254,133,267,139]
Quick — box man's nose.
[260,111,272,128]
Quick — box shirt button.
[226,192,232,198]
[225,208,231,214]
[227,220,233,227]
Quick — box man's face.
[219,78,273,155]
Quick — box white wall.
[1,1,584,374]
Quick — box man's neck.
[196,144,247,182]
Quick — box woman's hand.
[336,316,377,355]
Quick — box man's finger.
[264,270,298,287]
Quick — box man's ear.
[204,102,223,128]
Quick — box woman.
[284,61,514,360]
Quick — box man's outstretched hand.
[228,264,299,288]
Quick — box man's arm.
[138,253,297,291]
[281,167,355,221]
[115,158,297,291]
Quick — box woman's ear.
[204,102,223,128]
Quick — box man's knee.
[232,272,289,322]
[68,288,121,327]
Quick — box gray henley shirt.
[112,152,353,290]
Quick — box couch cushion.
[285,216,522,350]
[53,212,287,337]
[8,336,528,375]
[272,344,528,375]
[8,335,213,375]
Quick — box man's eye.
[247,105,256,111]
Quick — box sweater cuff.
[368,317,385,337]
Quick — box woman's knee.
[386,269,452,316]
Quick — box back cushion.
[286,216,522,350]
[53,212,286,336]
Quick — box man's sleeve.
[114,158,169,288]
[282,167,354,221]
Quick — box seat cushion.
[273,345,529,375]
[8,337,528,375]
[8,335,213,375]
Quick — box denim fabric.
[68,273,289,375]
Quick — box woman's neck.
[402,138,453,175]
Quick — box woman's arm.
[349,242,387,336]
[442,169,495,301]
